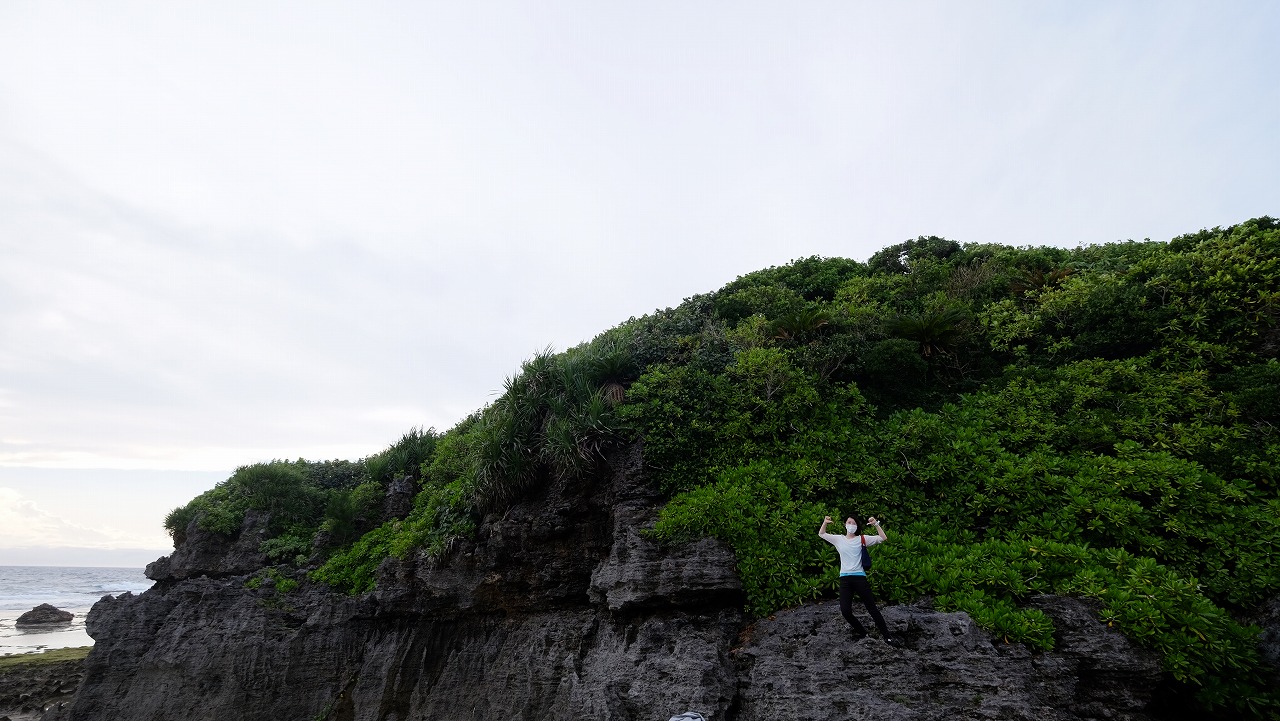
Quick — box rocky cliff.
[57,445,1171,721]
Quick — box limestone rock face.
[734,599,1160,721]
[381,475,416,521]
[588,457,742,613]
[145,509,270,582]
[62,443,1169,721]
[1249,595,1280,673]
[14,604,73,627]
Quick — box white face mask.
[845,523,858,534]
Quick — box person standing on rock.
[818,514,903,647]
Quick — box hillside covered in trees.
[166,217,1280,718]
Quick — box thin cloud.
[0,2,1275,553]
[0,487,168,550]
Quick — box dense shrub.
[366,427,438,484]
[310,472,477,594]
[163,461,321,541]
[627,220,1280,717]
[311,335,638,591]
[867,235,962,275]
[163,433,444,566]
[321,481,385,548]
[718,256,866,304]
[170,219,1280,718]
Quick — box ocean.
[0,566,153,656]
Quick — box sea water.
[0,566,153,656]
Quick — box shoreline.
[0,647,92,667]
[0,611,95,659]
[0,646,89,720]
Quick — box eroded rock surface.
[144,509,270,581]
[59,444,1171,721]
[14,606,72,628]
[0,656,83,721]
[1251,595,1280,672]
[734,598,1160,721]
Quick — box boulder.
[15,604,73,627]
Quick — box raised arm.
[867,516,888,541]
[819,515,833,537]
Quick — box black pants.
[839,575,890,637]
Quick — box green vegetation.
[244,567,300,594]
[166,217,1280,718]
[164,428,439,565]
[628,218,1280,717]
[0,646,92,669]
[311,334,635,593]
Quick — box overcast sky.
[1,1,1276,566]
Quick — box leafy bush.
[245,567,300,594]
[170,218,1280,718]
[652,460,843,615]
[163,461,331,541]
[162,503,200,545]
[867,235,962,275]
[259,533,312,565]
[310,472,477,594]
[622,293,722,370]
[715,284,806,325]
[309,522,397,595]
[626,219,1280,716]
[718,255,866,303]
[320,481,385,549]
[303,459,367,489]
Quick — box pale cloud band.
[0,486,168,550]
[0,2,1275,564]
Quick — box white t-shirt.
[819,532,883,575]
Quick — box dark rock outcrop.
[381,475,416,521]
[61,444,1170,720]
[145,509,270,581]
[735,598,1160,721]
[14,606,72,628]
[1251,595,1280,672]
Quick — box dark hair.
[846,514,864,530]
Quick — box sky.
[0,1,1276,567]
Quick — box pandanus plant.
[473,337,638,509]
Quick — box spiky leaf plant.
[887,304,971,357]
